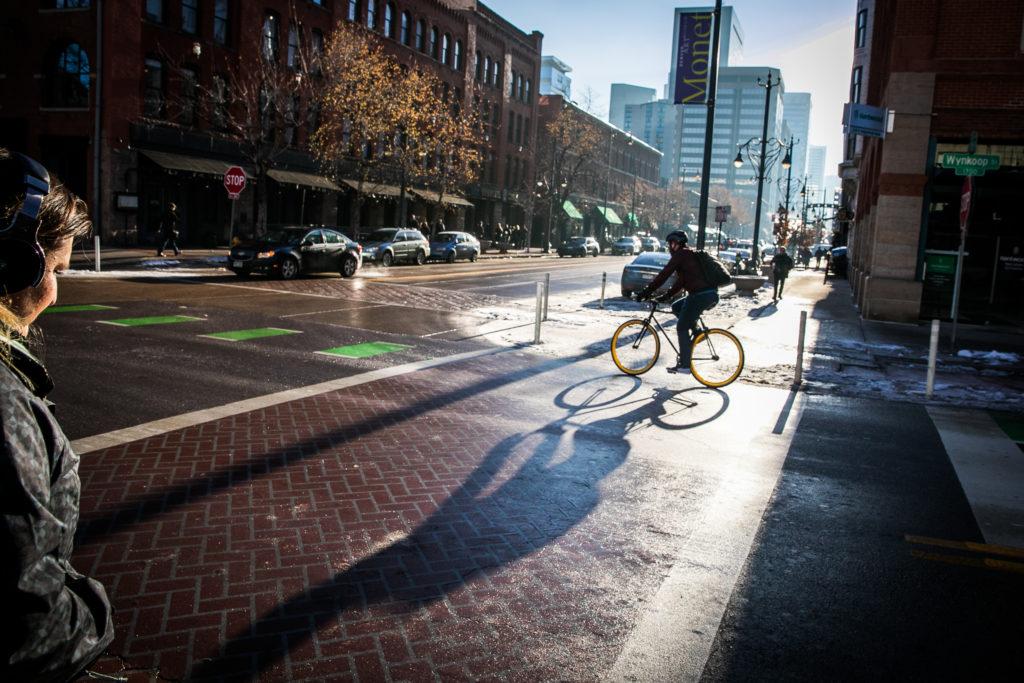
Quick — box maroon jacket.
[646,247,712,298]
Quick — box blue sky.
[484,0,855,174]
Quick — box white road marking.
[280,305,388,317]
[420,328,460,338]
[71,347,503,456]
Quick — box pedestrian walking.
[823,250,832,283]
[0,149,115,681]
[157,201,181,256]
[814,245,826,270]
[772,245,795,301]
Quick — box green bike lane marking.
[43,304,118,314]
[316,341,411,358]
[199,328,302,342]
[99,315,204,327]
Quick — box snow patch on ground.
[956,349,1021,364]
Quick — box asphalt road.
[41,256,625,440]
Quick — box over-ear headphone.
[0,153,50,295]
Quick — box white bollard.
[543,272,550,321]
[534,282,544,344]
[94,235,101,273]
[926,318,940,399]
[794,310,807,385]
[600,272,607,309]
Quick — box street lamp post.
[781,136,794,242]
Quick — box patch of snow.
[956,349,1020,364]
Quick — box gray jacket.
[1,339,114,681]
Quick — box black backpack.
[694,249,733,288]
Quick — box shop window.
[145,0,162,22]
[143,57,164,117]
[213,0,229,45]
[46,43,90,108]
[400,11,410,45]
[262,12,280,62]
[182,0,198,35]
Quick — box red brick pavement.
[73,353,708,681]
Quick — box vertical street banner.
[672,10,715,105]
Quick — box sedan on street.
[558,236,601,257]
[429,231,480,262]
[640,236,661,252]
[360,228,430,267]
[620,251,677,298]
[229,226,362,280]
[611,236,642,256]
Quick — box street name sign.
[715,205,731,222]
[223,166,247,199]
[940,152,1000,177]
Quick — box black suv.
[229,226,362,279]
[360,228,430,267]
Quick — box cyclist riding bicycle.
[636,230,719,374]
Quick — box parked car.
[620,251,681,298]
[229,226,362,280]
[429,231,480,262]
[611,236,642,256]
[558,235,601,257]
[640,236,661,252]
[829,246,848,278]
[360,228,430,266]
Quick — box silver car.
[360,228,429,267]
[620,251,677,298]
[640,236,661,252]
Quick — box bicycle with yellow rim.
[610,296,744,387]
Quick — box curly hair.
[0,148,93,342]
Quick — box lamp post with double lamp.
[732,71,787,265]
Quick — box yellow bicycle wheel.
[690,328,744,387]
[611,319,660,375]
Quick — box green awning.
[627,212,639,225]
[562,200,584,220]
[597,206,623,225]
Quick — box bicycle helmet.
[664,230,688,245]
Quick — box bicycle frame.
[633,300,720,362]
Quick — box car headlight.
[257,250,276,259]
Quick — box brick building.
[841,0,1024,324]
[0,0,541,246]
[537,94,662,246]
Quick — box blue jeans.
[671,289,719,366]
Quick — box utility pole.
[695,0,723,251]
[750,70,781,264]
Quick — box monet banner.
[672,10,715,105]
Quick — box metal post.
[543,272,550,321]
[600,272,607,309]
[94,235,101,272]
[696,0,724,251]
[989,235,1000,304]
[926,319,940,399]
[751,71,776,265]
[794,310,807,385]
[534,282,544,344]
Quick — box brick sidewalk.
[73,352,712,681]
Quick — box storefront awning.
[627,212,640,225]
[268,169,340,191]
[563,200,584,220]
[139,150,253,178]
[410,188,474,207]
[341,179,403,197]
[597,206,623,225]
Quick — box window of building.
[46,42,90,108]
[523,118,530,147]
[855,9,868,48]
[441,34,450,65]
[475,51,482,80]
[182,0,198,34]
[491,60,500,89]
[348,0,360,22]
[180,66,197,125]
[143,57,163,117]
[284,95,299,145]
[307,101,320,136]
[56,0,91,7]
[525,78,531,103]
[484,55,491,85]
[145,0,162,22]
[515,114,522,145]
[262,12,280,62]
[850,65,862,103]
[383,3,394,38]
[367,0,376,29]
[454,40,463,71]
[311,29,323,73]
[287,24,300,69]
[400,11,410,44]
[508,111,515,143]
[213,0,228,44]
[415,20,425,51]
[212,74,227,129]
[518,75,525,101]
[429,27,438,60]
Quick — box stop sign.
[223,166,247,199]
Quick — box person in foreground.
[0,149,114,681]
[637,230,719,374]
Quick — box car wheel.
[593,250,599,257]
[279,257,299,280]
[340,255,358,278]
[622,289,630,298]
[381,251,395,268]
[415,250,427,266]
[445,251,456,264]
[469,251,478,262]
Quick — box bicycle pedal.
[666,366,691,375]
